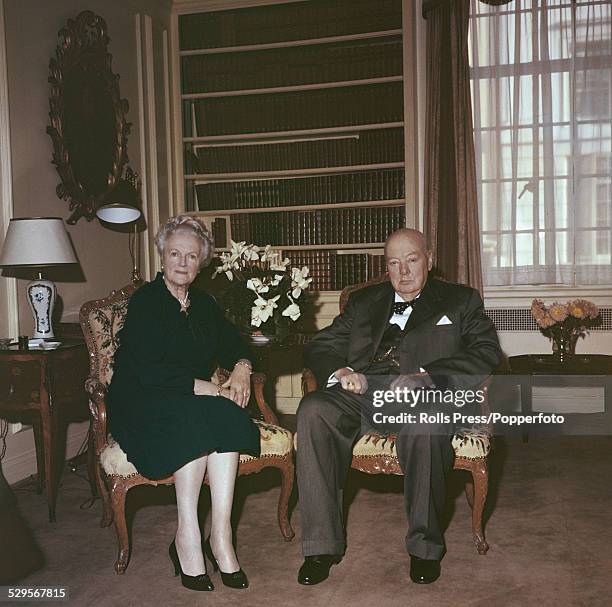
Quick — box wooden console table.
[0,341,94,521]
[508,354,612,442]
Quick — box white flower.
[243,245,260,261]
[282,302,301,321]
[213,251,238,280]
[251,295,280,327]
[246,278,269,294]
[259,244,273,262]
[270,257,291,271]
[270,274,284,287]
[291,266,313,298]
[229,240,247,259]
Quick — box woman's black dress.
[107,272,260,479]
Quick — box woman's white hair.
[154,214,214,269]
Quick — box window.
[469,0,612,286]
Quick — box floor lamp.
[96,173,143,285]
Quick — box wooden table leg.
[39,406,57,522]
[31,420,45,495]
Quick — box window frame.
[469,0,612,299]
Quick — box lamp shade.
[96,204,141,224]
[0,217,77,267]
[96,178,142,224]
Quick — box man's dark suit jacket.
[304,277,501,390]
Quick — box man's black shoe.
[297,555,342,585]
[409,555,441,584]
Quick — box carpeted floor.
[10,429,612,607]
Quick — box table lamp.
[96,169,143,284]
[0,217,78,339]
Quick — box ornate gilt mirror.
[47,11,131,224]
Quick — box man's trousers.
[296,381,455,560]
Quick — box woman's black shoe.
[169,540,214,591]
[204,537,249,589]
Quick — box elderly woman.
[107,215,260,592]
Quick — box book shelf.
[177,0,408,291]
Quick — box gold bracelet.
[215,387,221,397]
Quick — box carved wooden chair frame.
[80,283,295,574]
[301,274,492,554]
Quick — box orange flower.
[539,314,556,329]
[532,297,599,330]
[531,299,556,328]
[587,302,600,319]
[549,303,569,323]
[568,301,585,319]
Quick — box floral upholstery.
[451,427,491,459]
[101,419,293,478]
[83,297,131,387]
[352,432,400,460]
[239,421,293,463]
[353,428,491,461]
[294,426,491,463]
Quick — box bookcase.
[177,0,414,291]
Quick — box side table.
[248,334,310,415]
[508,354,612,442]
[0,341,94,521]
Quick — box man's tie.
[393,299,417,315]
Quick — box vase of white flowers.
[213,241,313,343]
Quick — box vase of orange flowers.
[531,299,600,363]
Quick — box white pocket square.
[436,315,453,326]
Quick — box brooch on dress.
[178,294,190,315]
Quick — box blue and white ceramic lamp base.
[26,277,56,339]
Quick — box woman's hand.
[193,379,220,396]
[221,364,251,408]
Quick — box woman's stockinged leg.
[174,454,208,576]
[207,451,240,573]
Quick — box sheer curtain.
[469,0,612,286]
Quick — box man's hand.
[334,367,368,395]
[390,372,433,391]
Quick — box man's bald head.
[384,228,429,257]
[384,228,433,301]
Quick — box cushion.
[294,427,491,462]
[352,433,398,459]
[100,419,293,478]
[451,427,491,459]
[350,427,491,461]
[239,420,293,463]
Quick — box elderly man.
[296,228,501,585]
